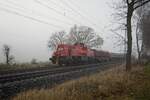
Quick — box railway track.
[0,61,123,99]
[0,64,59,75]
[0,63,111,84]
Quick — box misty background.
[0,0,123,63]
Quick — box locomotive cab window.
[57,47,64,51]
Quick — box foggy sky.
[0,0,122,63]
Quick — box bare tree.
[48,31,67,50]
[67,25,103,48]
[113,0,150,71]
[136,14,148,64]
[3,44,14,65]
[125,0,150,71]
[135,4,150,63]
[48,25,103,50]
[141,11,150,58]
[133,8,143,63]
[31,58,37,64]
[135,22,142,63]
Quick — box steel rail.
[0,61,120,84]
[0,61,123,99]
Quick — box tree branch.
[134,0,150,10]
[127,0,129,5]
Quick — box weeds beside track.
[0,61,123,99]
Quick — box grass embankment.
[13,64,150,100]
[0,62,50,71]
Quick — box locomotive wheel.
[58,62,62,66]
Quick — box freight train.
[50,43,124,66]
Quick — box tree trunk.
[6,52,9,65]
[126,6,133,71]
[136,22,141,63]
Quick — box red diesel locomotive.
[50,43,111,65]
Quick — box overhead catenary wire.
[59,0,103,30]
[34,0,104,33]
[41,0,105,34]
[35,0,64,15]
[3,0,73,26]
[68,0,102,26]
[44,0,72,12]
[34,0,83,25]
[0,0,104,34]
[0,4,64,30]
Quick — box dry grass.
[12,64,150,100]
[0,62,51,71]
